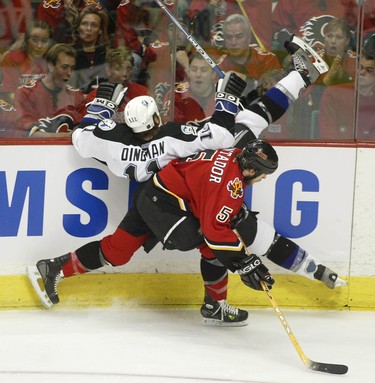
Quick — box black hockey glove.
[215,71,246,115]
[235,254,275,291]
[86,82,127,121]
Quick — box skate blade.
[291,36,329,74]
[26,266,53,309]
[334,277,348,288]
[202,318,249,327]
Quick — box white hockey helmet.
[124,96,161,133]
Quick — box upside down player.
[27,37,345,326]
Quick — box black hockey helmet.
[237,139,278,178]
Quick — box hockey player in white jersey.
[27,36,345,325]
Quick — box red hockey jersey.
[14,79,85,135]
[155,147,248,269]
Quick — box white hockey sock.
[274,70,306,102]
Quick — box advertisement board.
[0,145,355,276]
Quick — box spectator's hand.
[175,50,189,72]
[64,0,79,25]
[323,55,344,86]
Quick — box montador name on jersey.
[209,148,235,184]
[121,141,165,162]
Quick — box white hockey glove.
[85,83,127,122]
[215,71,246,115]
[235,254,275,291]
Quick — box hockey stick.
[154,0,225,79]
[233,229,348,375]
[260,281,348,374]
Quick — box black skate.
[201,295,248,327]
[285,35,328,86]
[26,254,70,308]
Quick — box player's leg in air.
[234,35,329,144]
[232,204,347,289]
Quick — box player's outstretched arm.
[210,71,246,134]
[82,83,127,124]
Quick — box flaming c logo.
[42,0,61,9]
[300,15,334,48]
[227,177,243,199]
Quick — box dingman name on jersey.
[209,149,234,184]
[121,141,165,162]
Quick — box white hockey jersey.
[72,118,235,182]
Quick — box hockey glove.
[235,254,275,291]
[215,71,246,115]
[85,83,127,122]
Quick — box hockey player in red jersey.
[27,37,345,325]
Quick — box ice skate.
[285,35,328,86]
[26,254,70,308]
[313,264,347,289]
[292,254,347,289]
[201,294,248,327]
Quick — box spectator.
[146,19,192,111]
[14,43,84,137]
[83,47,150,123]
[161,52,217,123]
[0,0,33,53]
[318,18,356,86]
[0,19,52,104]
[36,0,102,44]
[279,18,357,140]
[113,0,175,84]
[319,37,375,140]
[215,14,281,94]
[272,0,359,54]
[70,6,109,93]
[189,0,273,50]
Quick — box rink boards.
[0,143,374,309]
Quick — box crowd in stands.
[0,0,375,140]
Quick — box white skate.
[26,265,54,309]
[285,35,329,85]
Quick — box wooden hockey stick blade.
[260,281,348,375]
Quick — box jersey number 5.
[216,206,233,223]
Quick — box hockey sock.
[274,70,306,101]
[61,251,90,277]
[200,258,228,301]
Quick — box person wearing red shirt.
[36,0,102,44]
[0,0,32,53]
[319,41,375,140]
[189,0,273,50]
[215,14,281,95]
[278,18,357,139]
[0,19,52,104]
[169,53,217,123]
[14,43,85,137]
[83,46,150,122]
[272,0,359,51]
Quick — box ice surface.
[0,307,373,382]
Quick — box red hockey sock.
[62,251,88,277]
[205,276,228,301]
